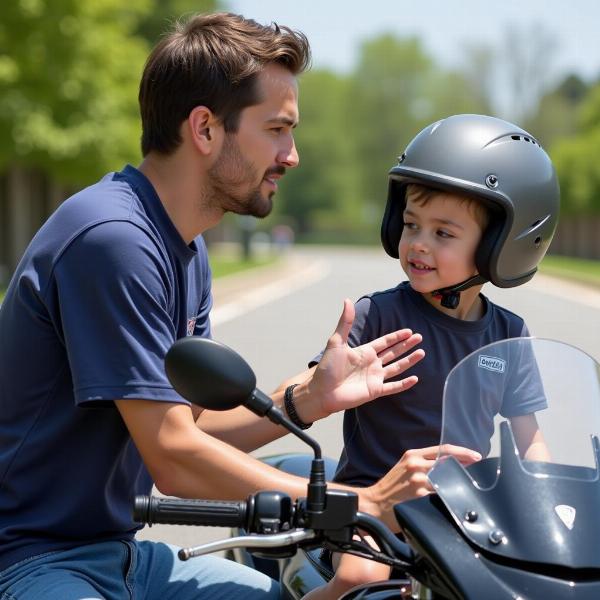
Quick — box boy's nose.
[410,238,429,253]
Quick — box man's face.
[208,63,299,218]
[399,192,483,294]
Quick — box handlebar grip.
[134,495,248,528]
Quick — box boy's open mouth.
[409,261,434,271]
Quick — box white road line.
[211,259,331,326]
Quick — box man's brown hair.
[139,12,311,156]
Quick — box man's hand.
[361,444,482,530]
[309,299,425,416]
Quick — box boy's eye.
[437,229,453,239]
[403,221,417,230]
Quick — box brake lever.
[178,529,318,560]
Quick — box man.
[0,13,477,599]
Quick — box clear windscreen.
[433,338,600,481]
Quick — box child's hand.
[309,299,425,416]
[361,444,481,531]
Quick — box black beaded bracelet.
[284,383,313,430]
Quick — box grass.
[539,255,600,289]
[209,252,279,279]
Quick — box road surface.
[138,245,600,550]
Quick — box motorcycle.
[134,336,600,599]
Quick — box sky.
[228,1,600,92]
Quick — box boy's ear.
[187,106,222,155]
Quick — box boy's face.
[399,192,483,295]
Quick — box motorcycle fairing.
[394,493,518,600]
[396,491,600,600]
[429,421,600,569]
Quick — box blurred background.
[1,0,600,284]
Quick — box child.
[294,114,560,599]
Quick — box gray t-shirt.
[312,282,542,487]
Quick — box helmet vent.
[515,214,552,241]
[511,134,541,148]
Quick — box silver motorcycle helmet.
[381,114,560,292]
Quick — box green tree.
[551,81,600,215]
[271,32,496,244]
[0,0,152,184]
[0,0,220,185]
[348,34,491,241]
[350,34,433,218]
[276,69,362,236]
[461,43,496,114]
[461,25,559,124]
[136,0,219,46]
[525,74,589,147]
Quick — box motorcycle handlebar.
[133,495,248,528]
[133,494,416,572]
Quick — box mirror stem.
[246,388,326,511]
[247,389,322,458]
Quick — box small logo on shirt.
[187,317,198,336]
[478,355,506,373]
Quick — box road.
[138,245,600,549]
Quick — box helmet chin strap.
[432,274,487,309]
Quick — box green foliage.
[276,70,362,233]
[350,35,433,213]
[552,129,600,214]
[350,36,491,227]
[525,74,589,148]
[281,34,492,241]
[0,0,220,185]
[579,84,600,130]
[541,254,600,288]
[3,3,595,241]
[136,0,220,46]
[0,0,150,183]
[551,81,600,215]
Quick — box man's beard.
[207,134,282,219]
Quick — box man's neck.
[138,153,224,243]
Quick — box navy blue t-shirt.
[312,282,543,487]
[0,165,212,571]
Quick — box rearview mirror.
[165,337,256,410]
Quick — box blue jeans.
[0,540,279,599]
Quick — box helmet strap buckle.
[439,291,460,309]
[432,274,487,310]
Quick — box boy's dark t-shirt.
[313,282,544,487]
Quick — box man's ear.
[187,106,221,155]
